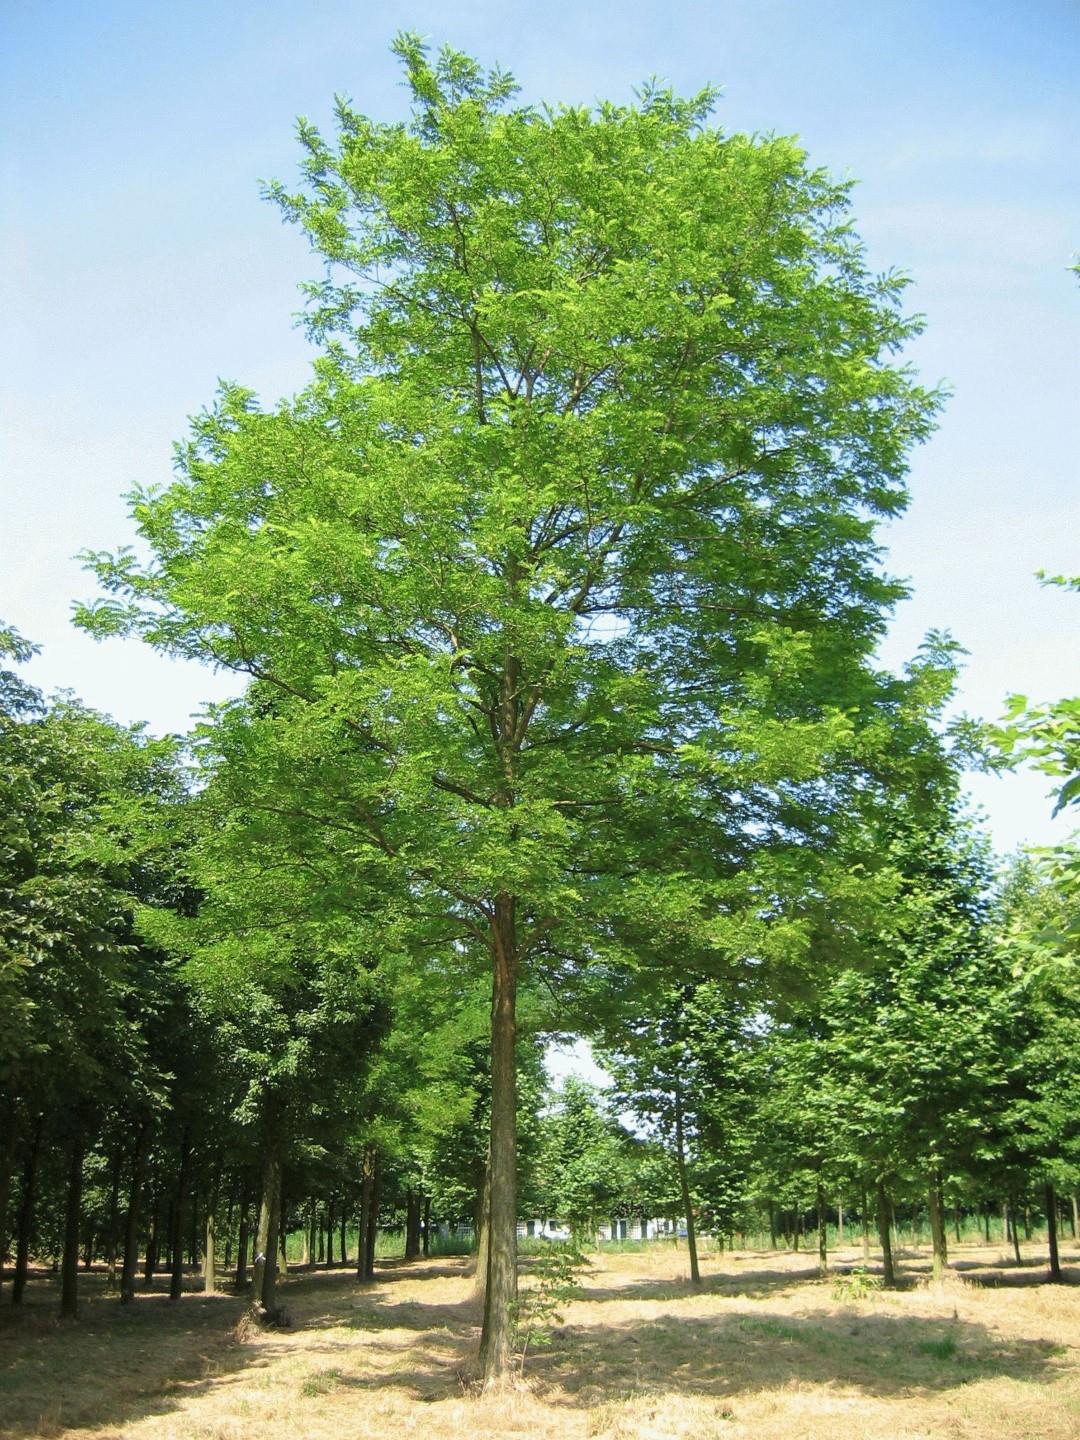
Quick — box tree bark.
[325,1195,335,1267]
[875,1180,896,1288]
[105,1147,123,1290]
[223,1188,235,1271]
[168,1131,192,1301]
[928,1172,948,1281]
[480,892,518,1387]
[861,1192,870,1261]
[767,1200,777,1250]
[188,1187,199,1268]
[304,1197,315,1267]
[0,1102,17,1302]
[1007,1200,1023,1265]
[263,1166,282,1311]
[203,1174,219,1292]
[235,1181,250,1289]
[12,1124,42,1305]
[816,1181,828,1276]
[422,1195,431,1257]
[357,1148,375,1280]
[1072,1193,1079,1241]
[837,1201,844,1248]
[363,1153,379,1279]
[120,1123,150,1304]
[144,1192,160,1288]
[472,1149,490,1299]
[672,1077,701,1285]
[339,1201,346,1266]
[405,1188,422,1260]
[60,1125,84,1319]
[1046,1182,1062,1283]
[252,1144,281,1312]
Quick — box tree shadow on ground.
[525,1308,1064,1412]
[287,1263,1065,1412]
[0,1273,256,1439]
[949,1260,1080,1287]
[0,1254,1071,1435]
[580,1263,827,1302]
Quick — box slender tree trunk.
[363,1154,379,1279]
[1046,1182,1062,1283]
[223,1188,235,1272]
[105,1148,123,1290]
[252,1143,281,1312]
[339,1203,346,1266]
[203,1174,219,1292]
[357,1149,374,1281]
[317,1202,325,1264]
[768,1201,777,1250]
[816,1181,828,1276]
[480,892,518,1387]
[928,1172,948,1281]
[983,1204,991,1244]
[235,1182,250,1289]
[672,1078,701,1286]
[12,1125,42,1305]
[472,1149,490,1299]
[304,1197,315,1267]
[793,1206,801,1252]
[144,1192,160,1287]
[837,1201,844,1248]
[325,1196,335,1267]
[120,1123,150,1305]
[262,1166,282,1312]
[861,1192,870,1261]
[0,1102,17,1302]
[60,1125,84,1319]
[422,1195,431,1257]
[875,1180,896,1288]
[1024,1206,1031,1241]
[1071,1194,1079,1241]
[405,1188,421,1260]
[1007,1200,1023,1265]
[169,1131,192,1301]
[189,1187,199,1268]
[953,1205,962,1244]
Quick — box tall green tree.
[78,38,939,1380]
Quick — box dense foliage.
[0,39,1075,1388]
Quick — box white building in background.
[517,1217,683,1242]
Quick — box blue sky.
[2,0,1078,854]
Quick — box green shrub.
[830,1267,884,1302]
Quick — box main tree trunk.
[480,893,518,1387]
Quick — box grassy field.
[2,1240,1078,1439]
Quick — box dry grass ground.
[2,1240,1079,1440]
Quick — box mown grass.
[1,1240,1078,1439]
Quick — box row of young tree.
[1,39,1077,1385]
